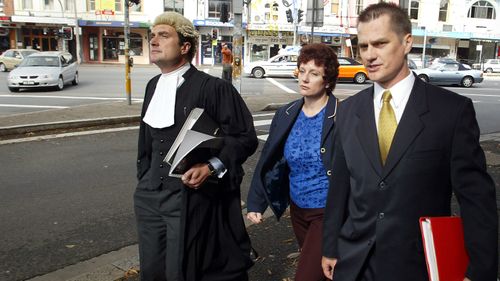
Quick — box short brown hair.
[153,12,198,61]
[297,43,339,92]
[358,2,411,39]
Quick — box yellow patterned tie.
[378,90,397,165]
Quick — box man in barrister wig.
[134,11,258,281]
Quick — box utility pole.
[74,0,81,63]
[232,0,243,93]
[124,1,132,105]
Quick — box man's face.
[357,14,412,89]
[149,24,190,71]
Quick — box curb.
[0,116,141,140]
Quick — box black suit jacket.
[322,77,498,281]
[247,94,338,219]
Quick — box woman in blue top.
[247,43,340,281]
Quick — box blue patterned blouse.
[284,107,329,208]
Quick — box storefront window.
[251,44,268,62]
[21,27,59,51]
[102,31,143,60]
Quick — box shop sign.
[0,16,11,22]
[95,0,115,15]
[248,30,294,44]
[0,28,8,36]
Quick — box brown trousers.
[290,201,327,281]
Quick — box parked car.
[413,62,483,88]
[472,59,500,73]
[0,49,39,72]
[408,54,433,69]
[337,57,368,84]
[7,51,79,92]
[244,52,298,78]
[408,59,418,70]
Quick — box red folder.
[419,216,469,281]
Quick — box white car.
[7,51,79,92]
[244,53,298,78]
[474,59,500,73]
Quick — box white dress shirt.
[373,72,415,130]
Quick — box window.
[468,1,496,19]
[0,0,4,13]
[410,0,419,20]
[65,0,75,11]
[355,0,363,15]
[22,0,33,9]
[44,0,54,10]
[115,0,122,12]
[331,0,339,15]
[439,0,448,21]
[87,0,95,11]
[164,0,184,14]
[208,0,231,19]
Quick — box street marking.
[258,134,269,141]
[266,77,297,94]
[254,119,272,127]
[0,95,144,101]
[252,112,276,117]
[461,92,500,97]
[0,104,68,109]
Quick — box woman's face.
[298,60,328,98]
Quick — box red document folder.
[419,216,469,281]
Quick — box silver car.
[7,51,79,92]
[413,62,483,88]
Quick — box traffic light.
[211,28,219,40]
[220,3,229,23]
[286,9,293,23]
[297,9,304,23]
[62,27,73,40]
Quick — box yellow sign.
[212,39,218,46]
[97,0,115,15]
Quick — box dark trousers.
[290,201,327,281]
[222,64,232,82]
[134,186,182,281]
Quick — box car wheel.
[56,77,64,91]
[417,74,429,82]
[72,72,79,85]
[0,63,6,72]
[8,87,19,92]
[252,67,265,79]
[485,68,493,73]
[354,73,367,84]
[461,76,473,88]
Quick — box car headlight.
[8,75,17,79]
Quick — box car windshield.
[20,50,38,57]
[21,56,60,67]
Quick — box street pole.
[232,0,243,93]
[74,0,81,63]
[57,0,66,52]
[310,0,316,43]
[124,1,132,105]
[422,26,427,68]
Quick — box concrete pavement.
[1,73,499,281]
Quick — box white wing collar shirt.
[143,63,191,129]
[373,71,415,130]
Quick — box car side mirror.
[15,55,22,59]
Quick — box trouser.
[222,64,233,82]
[134,186,182,281]
[290,201,327,281]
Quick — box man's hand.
[246,212,263,224]
[321,256,337,280]
[181,163,211,189]
[464,278,471,281]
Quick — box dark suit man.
[321,3,498,281]
[135,12,257,281]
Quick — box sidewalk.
[1,86,499,280]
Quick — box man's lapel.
[382,77,429,177]
[321,94,338,146]
[355,88,383,176]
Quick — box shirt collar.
[161,62,191,87]
[373,71,415,109]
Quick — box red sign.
[0,16,11,22]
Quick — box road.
[1,65,500,133]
